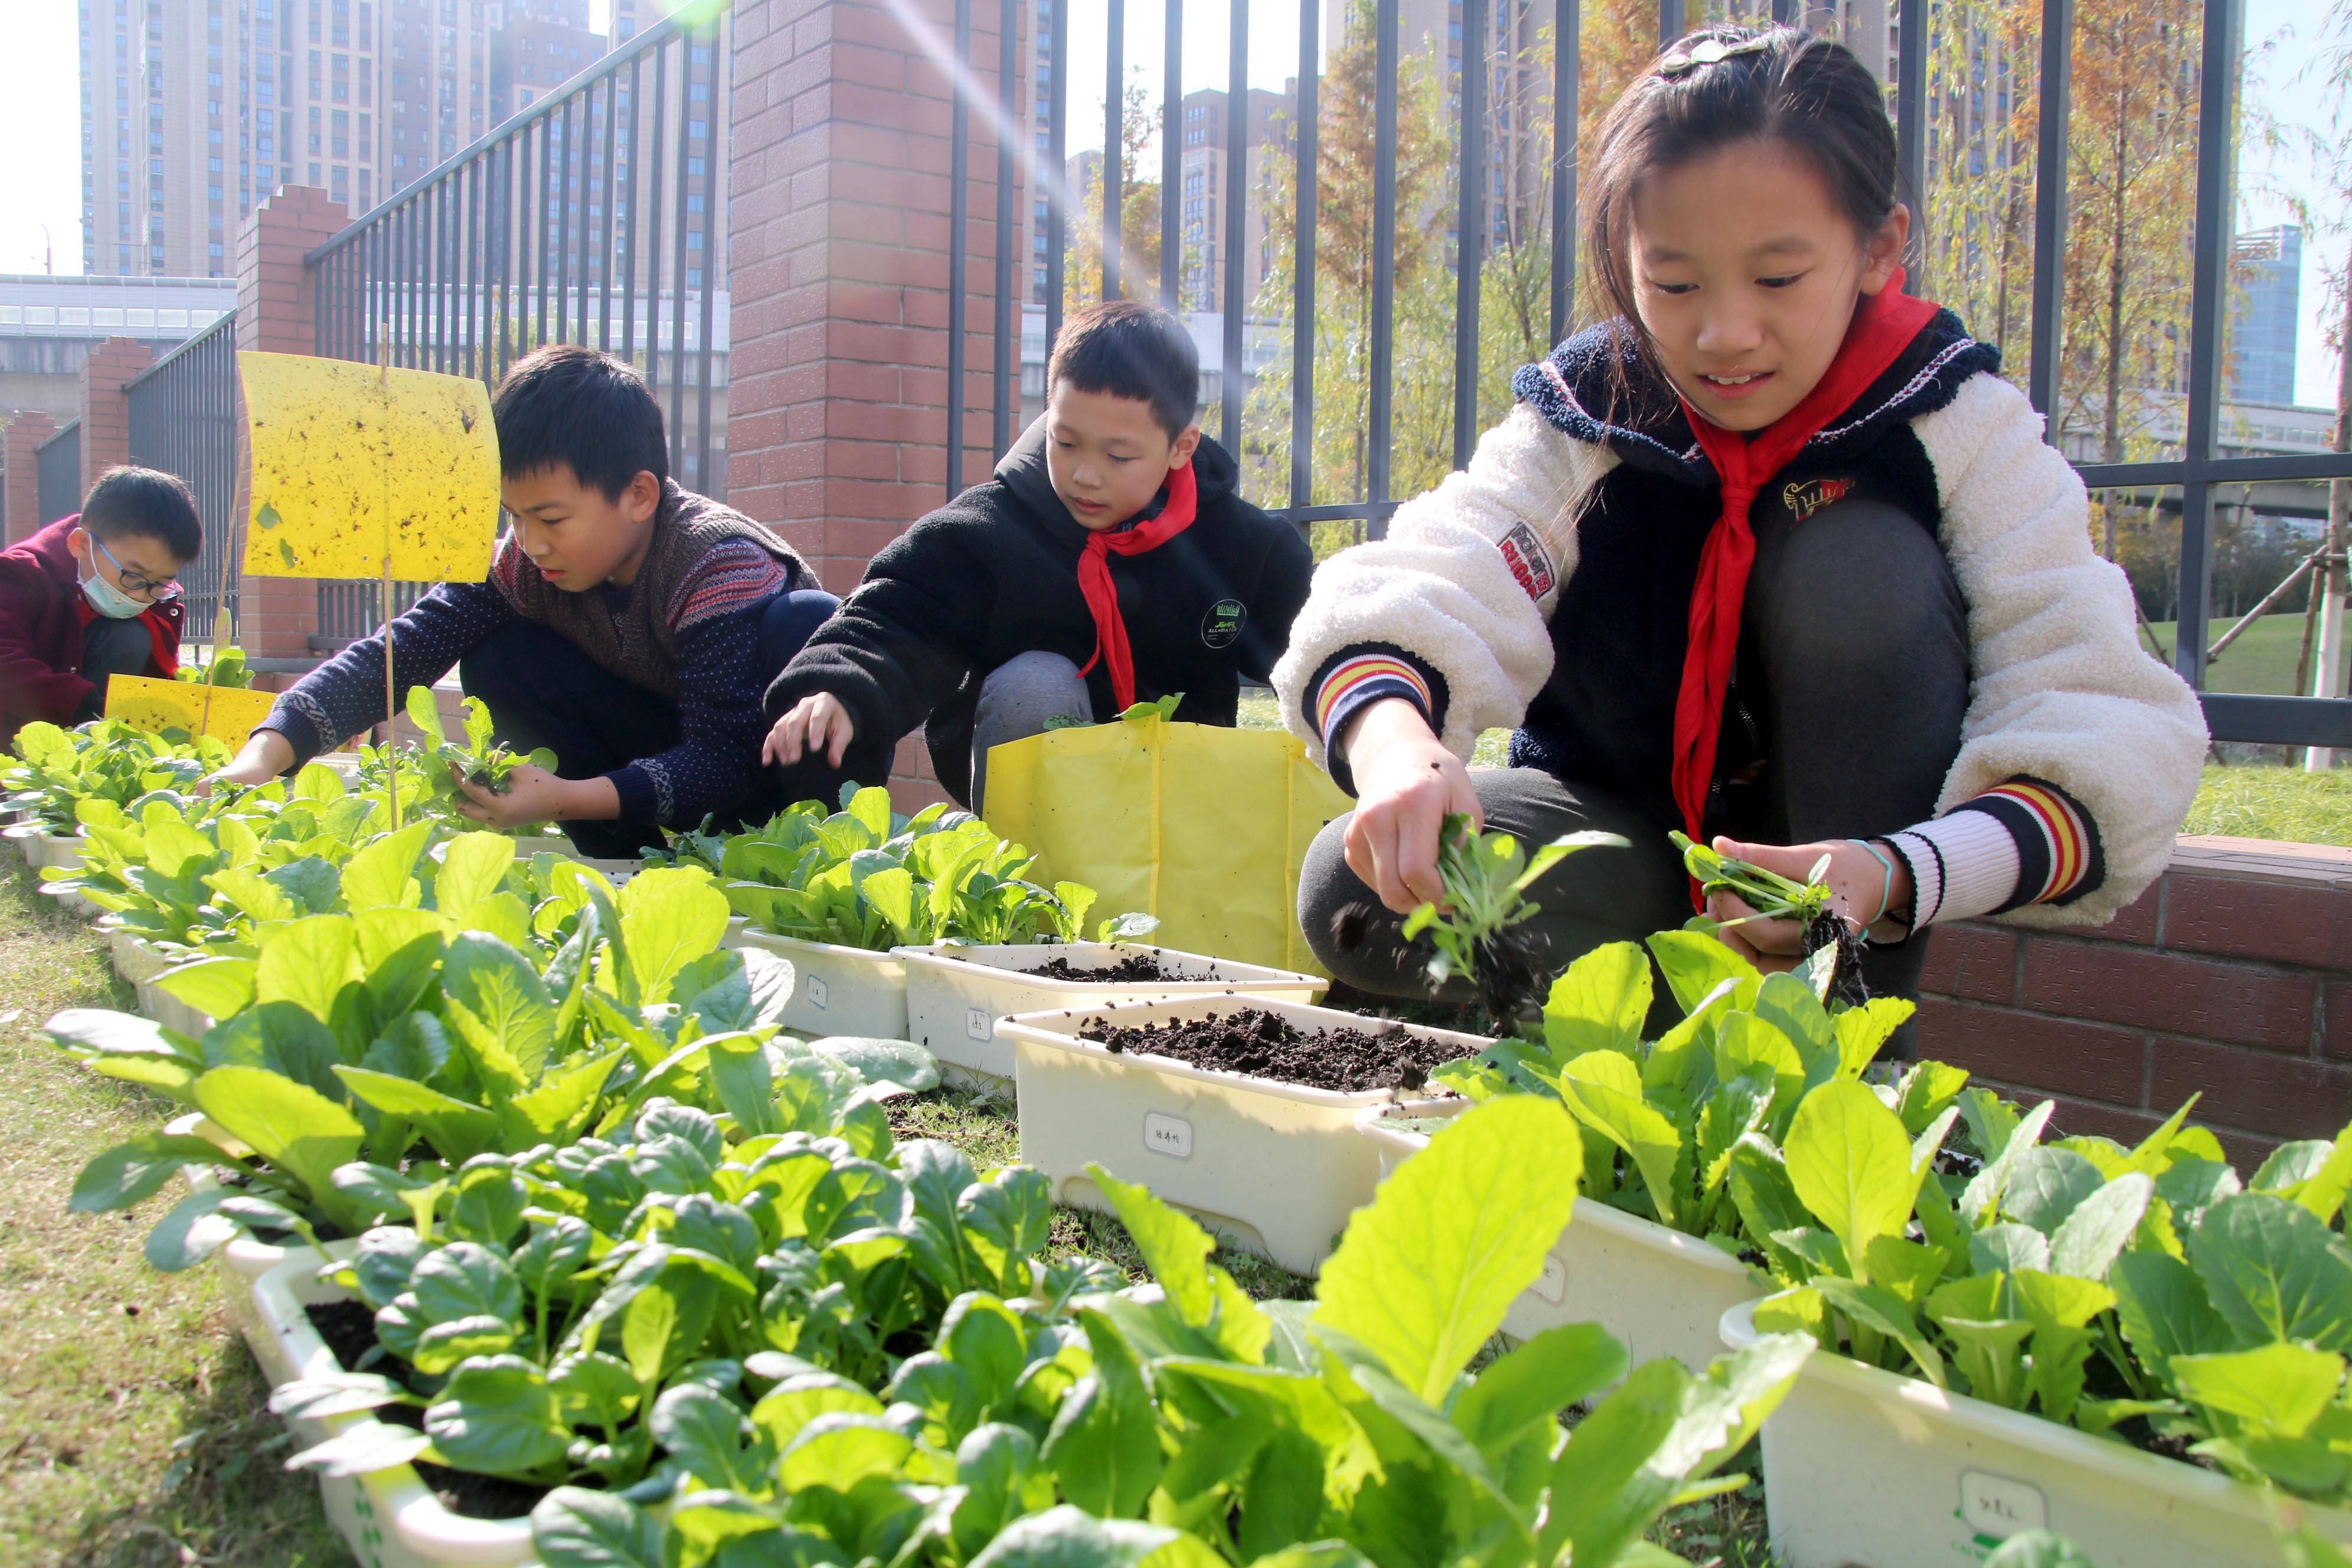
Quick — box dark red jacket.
[0,515,182,748]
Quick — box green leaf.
[405,684,447,748]
[1645,929,1761,1018]
[2004,1145,2109,1233]
[284,1421,433,1478]
[965,1506,1187,1568]
[1314,1095,1583,1406]
[530,1488,665,1568]
[808,1035,942,1099]
[2112,1250,2233,1381]
[1541,941,1651,1061]
[191,1066,364,1214]
[335,1066,501,1165]
[1784,1080,1915,1282]
[2170,1342,2344,1437]
[2189,1193,2352,1353]
[439,933,557,1092]
[2047,1172,2153,1280]
[70,1133,239,1212]
[499,1049,623,1147]
[254,913,364,1030]
[436,831,518,915]
[339,821,435,912]
[426,1354,569,1477]
[1449,1321,1628,1453]
[618,869,731,1004]
[1819,1276,1947,1384]
[1041,1308,1162,1517]
[144,1184,237,1270]
[649,1383,758,1490]
[1554,1050,1683,1229]
[155,956,257,1021]
[1961,1100,2056,1225]
[1086,1164,1217,1326]
[779,1412,917,1493]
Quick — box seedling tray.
[734,927,908,1039]
[1721,1299,2352,1567]
[899,941,1327,1082]
[1360,1099,1761,1371]
[1001,995,1491,1275]
[251,1254,536,1568]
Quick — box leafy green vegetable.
[405,687,557,799]
[1403,815,1628,1027]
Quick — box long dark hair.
[1582,25,1905,417]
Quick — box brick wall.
[729,0,1023,812]
[2,411,58,545]
[77,338,156,495]
[1916,835,2351,1167]
[232,187,349,674]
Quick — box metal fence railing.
[35,419,80,530]
[305,1,731,645]
[126,312,240,639]
[933,0,2352,752]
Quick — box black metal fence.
[305,2,730,643]
[126,312,241,640]
[35,420,80,530]
[939,0,2351,750]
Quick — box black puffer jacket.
[766,416,1314,805]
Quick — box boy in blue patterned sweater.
[212,345,848,854]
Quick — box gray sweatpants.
[1298,494,1971,1046]
[969,650,1095,815]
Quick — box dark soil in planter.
[1077,1007,1455,1093]
[303,1302,550,1521]
[1024,952,1188,984]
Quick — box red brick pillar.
[78,337,157,495]
[2,411,59,545]
[231,187,348,671]
[729,0,1025,810]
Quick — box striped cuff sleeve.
[1884,775,2103,926]
[1307,645,1447,796]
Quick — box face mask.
[80,565,151,619]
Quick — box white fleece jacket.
[1273,369,2209,929]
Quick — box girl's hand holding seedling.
[1698,834,1911,970]
[1343,697,1483,913]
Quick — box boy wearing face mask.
[0,466,201,748]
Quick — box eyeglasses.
[93,533,184,603]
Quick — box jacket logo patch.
[1782,476,1855,522]
[1201,598,1246,649]
[1497,522,1556,600]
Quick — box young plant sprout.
[1674,829,1867,1002]
[1404,815,1628,1030]
[172,607,256,688]
[404,687,556,798]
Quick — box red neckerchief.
[1669,272,1939,887]
[73,593,182,678]
[1076,460,1198,711]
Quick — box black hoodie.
[766,415,1314,806]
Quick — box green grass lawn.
[2148,612,2320,697]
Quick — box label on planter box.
[968,1005,994,1042]
[1144,1112,1194,1159]
[1958,1470,2046,1541]
[808,975,830,1010]
[1530,1253,1567,1305]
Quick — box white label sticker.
[1529,1253,1567,1305]
[1143,1112,1194,1159]
[967,1005,994,1042]
[1959,1471,2047,1540]
[808,975,829,1010]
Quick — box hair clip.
[1656,34,1770,78]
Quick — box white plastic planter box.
[139,972,215,1037]
[1721,1298,2352,1567]
[899,942,1328,1082]
[734,927,907,1040]
[1360,1099,1762,1370]
[2,821,40,862]
[13,827,83,871]
[252,1255,535,1568]
[1002,995,1491,1276]
[164,1112,329,1364]
[38,876,103,919]
[109,926,177,986]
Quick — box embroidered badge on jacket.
[1782,476,1855,522]
[1201,597,1246,649]
[1497,522,1556,599]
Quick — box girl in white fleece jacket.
[1276,25,2206,1016]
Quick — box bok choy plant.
[2,719,233,834]
[525,1093,1814,1568]
[1402,815,1628,1028]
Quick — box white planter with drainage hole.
[251,1253,537,1568]
[734,927,906,1040]
[1360,1098,1763,1371]
[1001,995,1491,1276]
[899,941,1327,1083]
[1720,1298,2352,1568]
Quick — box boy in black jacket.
[764,300,1314,811]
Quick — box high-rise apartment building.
[2232,224,2301,408]
[1174,86,1290,314]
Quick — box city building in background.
[1175,85,1289,313]
[0,273,236,422]
[2232,224,2302,409]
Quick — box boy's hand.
[1703,835,1913,968]
[764,693,855,769]
[1342,698,1482,914]
[204,731,296,793]
[453,762,596,831]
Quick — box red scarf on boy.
[1669,273,1940,866]
[1076,460,1198,711]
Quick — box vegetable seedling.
[1403,815,1628,1029]
[1675,829,1867,1003]
[405,687,556,798]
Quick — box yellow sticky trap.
[106,676,282,743]
[240,351,501,581]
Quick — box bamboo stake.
[380,322,400,829]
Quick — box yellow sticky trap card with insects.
[239,351,501,581]
[104,675,279,742]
